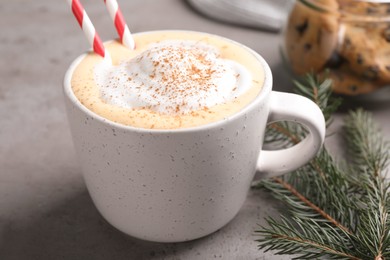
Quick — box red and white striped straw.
[103,0,135,50]
[67,0,106,57]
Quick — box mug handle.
[257,91,326,178]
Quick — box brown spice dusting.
[114,41,241,115]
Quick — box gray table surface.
[1,1,389,259]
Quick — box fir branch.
[256,217,359,260]
[344,109,390,259]
[344,109,389,178]
[255,151,360,259]
[254,74,390,259]
[272,176,352,235]
[285,151,360,233]
[267,123,301,145]
[265,73,341,149]
[293,73,342,124]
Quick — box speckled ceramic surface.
[63,32,325,243]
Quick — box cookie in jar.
[284,0,390,95]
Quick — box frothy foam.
[94,40,251,114]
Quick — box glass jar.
[283,0,390,95]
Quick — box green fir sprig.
[254,74,390,259]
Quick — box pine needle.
[254,74,390,259]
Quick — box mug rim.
[63,30,273,133]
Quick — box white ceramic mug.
[64,31,325,243]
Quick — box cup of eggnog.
[64,30,326,242]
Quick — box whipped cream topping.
[94,40,251,114]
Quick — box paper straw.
[104,0,135,49]
[67,0,106,57]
